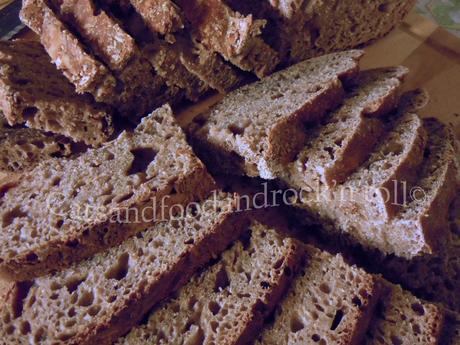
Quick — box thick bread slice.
[20,1,118,103]
[256,245,381,345]
[191,50,363,179]
[0,192,247,345]
[0,105,215,281]
[129,0,184,34]
[282,67,407,190]
[118,221,300,345]
[0,114,71,173]
[364,282,445,345]
[177,0,280,78]
[0,40,114,146]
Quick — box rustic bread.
[364,282,445,345]
[0,192,247,345]
[119,221,300,345]
[0,105,215,281]
[256,244,381,345]
[0,114,72,173]
[20,0,118,103]
[129,0,184,35]
[0,40,114,146]
[177,0,280,78]
[190,50,363,179]
[282,67,407,190]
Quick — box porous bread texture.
[282,67,407,190]
[0,192,247,345]
[191,50,363,180]
[129,0,184,35]
[20,0,118,103]
[0,40,114,146]
[364,282,445,345]
[0,114,72,173]
[119,221,300,345]
[0,105,215,281]
[256,245,381,345]
[177,0,280,78]
[293,115,456,259]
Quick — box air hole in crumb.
[105,253,130,281]
[260,281,270,289]
[208,301,221,315]
[26,252,38,262]
[312,334,321,342]
[2,206,28,227]
[51,177,61,187]
[31,140,45,149]
[20,321,31,335]
[352,296,362,307]
[77,290,94,307]
[290,314,304,333]
[411,303,425,316]
[214,266,230,292]
[22,107,38,120]
[127,147,157,175]
[330,310,344,330]
[391,335,403,345]
[270,93,283,100]
[228,124,245,136]
[12,281,33,318]
[319,283,331,294]
[65,275,86,293]
[378,3,390,12]
[88,305,101,317]
[273,259,284,270]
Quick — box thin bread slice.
[256,245,381,345]
[282,67,407,190]
[118,221,300,345]
[364,282,445,345]
[191,50,363,180]
[0,40,114,146]
[20,1,118,103]
[0,114,72,173]
[0,192,247,345]
[177,0,280,78]
[0,105,215,281]
[129,0,184,34]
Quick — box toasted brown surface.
[119,221,300,345]
[0,105,215,281]
[129,0,184,34]
[0,192,247,345]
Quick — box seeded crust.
[364,282,445,345]
[257,244,381,345]
[20,0,118,103]
[129,0,184,34]
[177,0,280,78]
[0,192,247,345]
[281,67,407,190]
[190,50,363,180]
[0,40,114,146]
[0,105,215,281]
[119,221,300,345]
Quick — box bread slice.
[190,50,363,180]
[364,282,445,345]
[256,245,381,345]
[118,221,300,345]
[177,0,280,78]
[0,192,247,345]
[129,0,184,35]
[282,67,407,190]
[0,114,72,173]
[0,40,114,146]
[0,105,215,281]
[20,0,118,103]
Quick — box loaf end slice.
[0,104,215,281]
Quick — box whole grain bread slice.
[118,221,300,345]
[0,40,114,146]
[20,0,118,103]
[282,67,407,190]
[0,104,215,281]
[364,282,445,345]
[0,192,247,345]
[129,0,184,35]
[256,244,381,345]
[190,50,363,179]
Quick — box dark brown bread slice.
[129,0,184,34]
[256,244,381,345]
[0,192,247,345]
[20,0,118,103]
[0,113,72,173]
[282,67,407,190]
[364,282,445,345]
[0,40,114,146]
[118,221,300,345]
[0,105,215,281]
[177,0,280,78]
[190,50,363,179]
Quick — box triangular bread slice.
[256,245,381,345]
[0,40,114,146]
[118,221,300,345]
[282,67,407,190]
[0,192,246,345]
[0,105,215,281]
[191,50,363,179]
